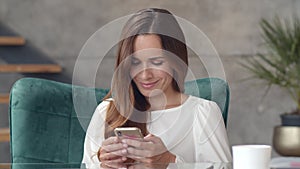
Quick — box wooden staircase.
[0,36,62,143]
[0,94,9,104]
[0,164,10,169]
[0,36,25,46]
[0,64,62,73]
[0,128,9,142]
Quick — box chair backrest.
[9,77,229,163]
[184,77,230,126]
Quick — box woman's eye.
[131,59,140,65]
[151,60,164,66]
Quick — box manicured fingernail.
[121,139,127,143]
[122,143,128,148]
[122,157,127,161]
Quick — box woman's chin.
[141,89,165,99]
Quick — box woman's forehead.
[133,34,162,52]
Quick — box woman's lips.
[140,81,158,89]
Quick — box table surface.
[0,163,298,169]
[0,163,230,169]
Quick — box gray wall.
[1,0,300,162]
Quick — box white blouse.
[82,95,232,167]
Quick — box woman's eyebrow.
[131,55,164,61]
[131,56,140,60]
[149,56,164,60]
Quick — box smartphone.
[114,127,143,139]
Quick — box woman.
[82,8,231,167]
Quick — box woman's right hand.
[98,136,127,163]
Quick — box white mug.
[232,145,271,169]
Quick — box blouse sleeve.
[193,100,232,162]
[81,100,110,167]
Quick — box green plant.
[243,16,300,114]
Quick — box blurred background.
[1,0,300,162]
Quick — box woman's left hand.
[121,134,176,163]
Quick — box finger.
[105,163,126,169]
[102,160,127,169]
[102,137,119,146]
[143,133,153,139]
[103,142,126,152]
[100,153,115,161]
[128,163,152,169]
[100,149,127,161]
[128,156,153,164]
[143,134,160,143]
[133,163,168,168]
[100,162,114,169]
[127,146,153,157]
[101,156,123,163]
[107,156,127,163]
[125,154,144,161]
[122,139,150,149]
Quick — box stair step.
[0,36,25,46]
[0,164,10,169]
[0,64,62,73]
[0,94,9,104]
[0,128,9,142]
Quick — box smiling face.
[130,34,177,99]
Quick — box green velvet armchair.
[9,77,229,163]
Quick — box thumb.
[144,133,158,142]
[144,133,153,139]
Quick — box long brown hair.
[104,8,188,138]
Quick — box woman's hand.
[128,163,169,169]
[100,162,127,169]
[98,136,127,163]
[121,134,176,163]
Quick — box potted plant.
[244,16,300,125]
[243,16,300,156]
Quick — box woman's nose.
[138,68,153,80]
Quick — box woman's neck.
[147,92,188,111]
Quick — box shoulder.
[187,95,219,110]
[90,98,113,123]
[186,95,221,120]
[186,96,223,132]
[94,98,113,115]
